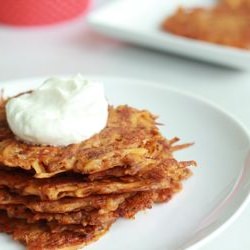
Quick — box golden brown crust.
[0,188,178,227]
[0,187,179,249]
[0,188,130,213]
[162,2,250,49]
[87,157,194,181]
[0,211,110,250]
[0,185,178,226]
[0,168,172,200]
[221,0,250,10]
[0,204,117,226]
[0,104,165,178]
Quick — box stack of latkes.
[0,102,196,250]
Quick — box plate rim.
[1,75,250,250]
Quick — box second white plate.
[87,0,250,69]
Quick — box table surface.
[0,1,250,249]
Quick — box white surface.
[1,76,250,250]
[88,0,250,70]
[0,0,250,249]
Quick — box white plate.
[0,76,250,250]
[87,0,250,70]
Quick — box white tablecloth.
[0,2,250,249]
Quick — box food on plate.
[0,211,110,250]
[0,104,175,178]
[0,75,196,249]
[222,0,250,10]
[162,0,250,49]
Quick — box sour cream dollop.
[6,75,108,146]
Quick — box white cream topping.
[6,74,108,146]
